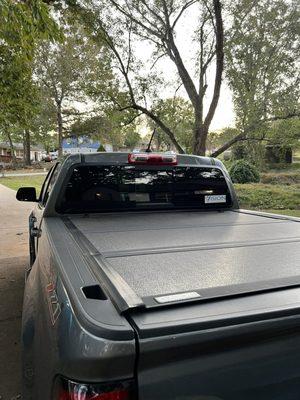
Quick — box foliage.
[227,0,299,126]
[69,110,138,148]
[267,118,300,148]
[235,183,300,210]
[0,48,37,128]
[34,21,113,154]
[0,1,60,114]
[97,144,106,152]
[123,129,141,150]
[229,160,260,183]
[65,0,224,155]
[208,127,239,149]
[149,97,194,152]
[0,0,60,163]
[214,0,300,159]
[0,0,60,53]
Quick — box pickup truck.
[16,152,300,400]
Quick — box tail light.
[128,153,177,165]
[53,376,135,400]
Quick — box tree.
[123,125,142,150]
[149,97,194,152]
[212,0,300,157]
[34,23,111,156]
[0,0,60,165]
[70,114,123,148]
[65,0,224,155]
[69,105,142,149]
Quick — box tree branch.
[203,0,224,130]
[211,111,300,157]
[108,0,164,39]
[171,0,197,29]
[133,103,185,153]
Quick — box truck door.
[29,163,61,266]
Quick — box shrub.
[97,144,106,152]
[229,160,260,184]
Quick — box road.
[0,184,32,399]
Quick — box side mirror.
[16,187,37,202]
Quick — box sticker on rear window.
[205,195,226,204]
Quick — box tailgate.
[131,288,300,400]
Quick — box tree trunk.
[7,132,17,167]
[57,103,63,157]
[22,133,26,163]
[24,129,31,166]
[193,125,209,156]
[192,109,208,156]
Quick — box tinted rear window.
[57,165,232,213]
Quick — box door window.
[39,163,61,206]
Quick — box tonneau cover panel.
[67,210,300,309]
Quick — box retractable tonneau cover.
[64,209,300,312]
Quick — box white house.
[0,142,44,166]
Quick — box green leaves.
[149,97,194,151]
[229,160,260,184]
[226,0,299,129]
[0,0,61,58]
[0,0,61,135]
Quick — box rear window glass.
[57,165,232,213]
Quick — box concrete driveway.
[0,184,32,399]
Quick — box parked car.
[50,151,58,160]
[17,152,300,400]
[42,154,52,162]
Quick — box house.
[0,142,44,166]
[62,136,112,154]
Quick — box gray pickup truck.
[17,152,300,400]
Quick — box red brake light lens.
[53,377,134,400]
[128,153,177,165]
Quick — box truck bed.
[66,210,300,309]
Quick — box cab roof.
[63,152,224,169]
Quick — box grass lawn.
[260,209,300,218]
[1,175,299,218]
[0,175,45,196]
[234,183,300,210]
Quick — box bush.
[97,144,106,152]
[229,160,260,184]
